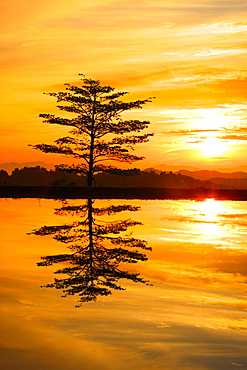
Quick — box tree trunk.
[87,96,96,187]
[88,198,94,282]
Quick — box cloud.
[163,128,247,143]
[163,47,247,59]
[165,129,219,135]
[208,21,247,34]
[229,326,247,332]
[195,49,247,57]
[207,300,247,311]
[39,2,247,37]
[218,213,247,219]
[219,135,247,141]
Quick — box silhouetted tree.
[0,170,9,185]
[29,199,151,306]
[30,75,154,186]
[10,166,49,186]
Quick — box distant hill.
[149,164,201,172]
[206,177,247,189]
[150,164,247,173]
[177,170,247,180]
[215,165,247,173]
[0,162,54,174]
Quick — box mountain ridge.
[177,169,247,180]
[149,163,247,173]
[145,167,247,180]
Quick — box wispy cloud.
[218,213,247,219]
[165,129,220,135]
[163,46,247,59]
[194,48,247,57]
[208,21,247,34]
[219,135,247,141]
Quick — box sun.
[191,109,231,158]
[199,137,228,157]
[194,110,231,130]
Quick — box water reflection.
[197,198,225,222]
[157,198,247,248]
[1,198,247,369]
[191,198,230,240]
[29,199,151,306]
[143,199,247,311]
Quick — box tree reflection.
[30,199,151,307]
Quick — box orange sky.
[1,0,246,171]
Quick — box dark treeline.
[1,165,247,189]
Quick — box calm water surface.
[0,198,247,370]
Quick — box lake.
[0,197,247,370]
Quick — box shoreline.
[1,186,247,200]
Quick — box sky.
[1,0,247,171]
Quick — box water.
[0,198,247,370]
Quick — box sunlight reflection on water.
[155,198,247,250]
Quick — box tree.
[30,74,154,186]
[29,199,152,307]
[0,170,9,185]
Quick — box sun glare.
[198,198,225,222]
[191,109,232,158]
[199,137,228,157]
[196,199,226,238]
[194,110,231,130]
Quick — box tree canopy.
[30,75,154,186]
